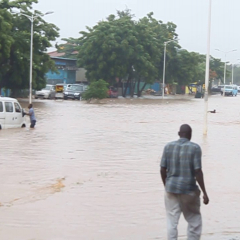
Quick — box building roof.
[48,49,78,58]
[48,51,66,57]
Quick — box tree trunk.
[138,82,147,97]
[123,79,130,97]
[137,78,141,97]
[130,79,136,98]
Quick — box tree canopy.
[59,9,224,96]
[75,10,179,96]
[0,0,59,92]
[0,4,227,96]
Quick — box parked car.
[35,85,55,99]
[64,84,84,100]
[0,97,26,129]
[220,85,238,96]
[237,86,240,93]
[211,85,223,93]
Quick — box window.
[69,85,83,91]
[14,102,21,113]
[5,102,13,112]
[43,85,53,91]
[0,102,3,112]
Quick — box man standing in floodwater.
[160,124,209,240]
[25,104,37,129]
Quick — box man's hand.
[195,169,209,205]
[203,194,209,205]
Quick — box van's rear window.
[0,102,3,112]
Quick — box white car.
[0,97,26,129]
[35,85,55,99]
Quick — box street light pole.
[223,54,227,87]
[13,11,53,104]
[162,42,167,99]
[162,39,178,99]
[203,0,212,135]
[29,15,34,104]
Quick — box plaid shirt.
[161,138,202,194]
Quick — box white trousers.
[164,190,202,240]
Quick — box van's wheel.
[0,125,2,130]
[21,124,26,128]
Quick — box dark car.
[64,84,84,100]
[211,85,223,93]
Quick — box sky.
[34,0,240,63]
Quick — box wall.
[0,88,11,97]
[76,68,88,83]
[122,82,161,96]
[46,58,77,85]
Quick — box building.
[46,51,88,85]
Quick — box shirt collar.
[178,137,190,142]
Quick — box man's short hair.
[179,124,192,134]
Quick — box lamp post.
[162,39,178,99]
[14,11,54,104]
[215,48,237,96]
[203,0,212,135]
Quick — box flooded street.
[0,95,240,240]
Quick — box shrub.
[82,79,109,100]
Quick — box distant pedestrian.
[160,124,209,240]
[25,104,37,129]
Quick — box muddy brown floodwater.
[0,95,240,240]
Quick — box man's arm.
[160,167,167,186]
[195,168,209,205]
[25,109,32,116]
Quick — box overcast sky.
[34,0,240,63]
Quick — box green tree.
[55,37,80,59]
[210,57,225,83]
[82,79,109,100]
[76,10,179,97]
[172,50,204,86]
[0,0,59,93]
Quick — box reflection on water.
[0,95,240,240]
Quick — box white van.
[0,97,26,129]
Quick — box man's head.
[178,124,192,140]
[28,104,33,109]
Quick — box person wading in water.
[25,104,37,129]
